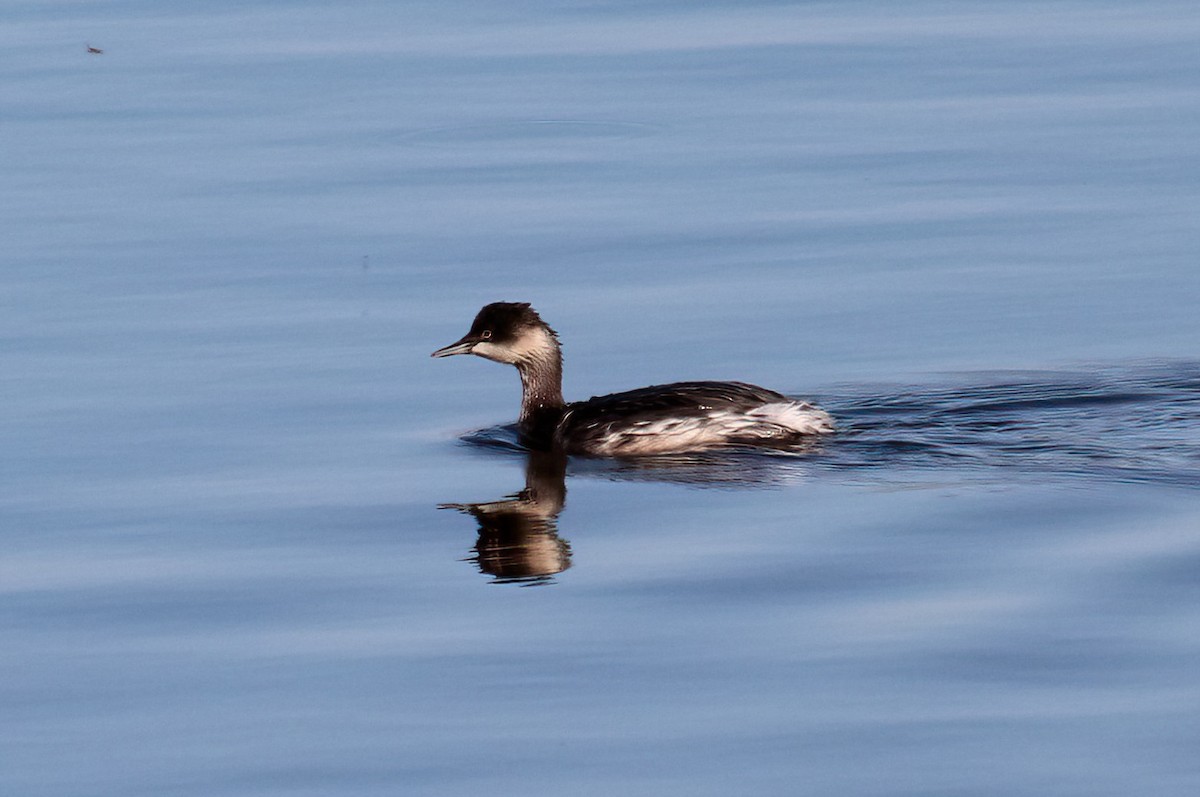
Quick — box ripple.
[458,362,1200,490]
[823,361,1200,489]
[398,120,658,148]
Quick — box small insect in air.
[86,44,104,55]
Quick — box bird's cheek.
[471,341,512,363]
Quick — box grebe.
[432,302,834,456]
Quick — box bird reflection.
[442,431,828,585]
[440,451,571,585]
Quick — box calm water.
[4,2,1200,795]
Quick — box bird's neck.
[516,347,565,445]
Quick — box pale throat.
[514,329,564,423]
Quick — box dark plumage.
[433,302,833,456]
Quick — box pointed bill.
[431,337,476,358]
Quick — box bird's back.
[556,381,833,456]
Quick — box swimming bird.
[432,302,834,456]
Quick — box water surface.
[3,2,1200,795]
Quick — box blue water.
[4,2,1200,795]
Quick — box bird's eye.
[480,330,492,340]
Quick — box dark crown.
[469,302,556,344]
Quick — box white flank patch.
[582,401,834,456]
[746,401,836,436]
